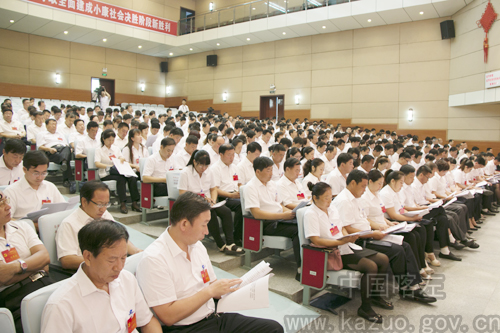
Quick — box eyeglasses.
[0,197,10,207]
[90,200,111,209]
[32,172,48,177]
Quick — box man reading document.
[136,192,283,332]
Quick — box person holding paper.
[277,158,308,210]
[56,181,142,270]
[374,170,434,279]
[210,144,245,247]
[451,159,484,221]
[304,182,391,323]
[179,150,243,255]
[122,129,150,172]
[302,158,325,200]
[472,157,499,215]
[142,137,176,197]
[94,129,141,214]
[43,220,161,333]
[5,151,66,221]
[136,192,283,332]
[0,191,52,333]
[332,170,436,303]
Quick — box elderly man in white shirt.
[58,112,76,138]
[243,156,302,280]
[256,130,272,156]
[236,141,262,185]
[56,181,142,270]
[0,139,26,186]
[75,121,100,159]
[326,152,354,196]
[276,158,307,210]
[5,151,66,221]
[42,220,161,333]
[142,137,176,197]
[27,111,46,144]
[0,109,25,140]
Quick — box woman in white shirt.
[139,122,149,146]
[276,158,307,210]
[374,156,389,175]
[302,158,324,200]
[94,129,141,214]
[178,150,244,255]
[299,147,315,179]
[122,129,150,171]
[375,170,432,280]
[452,159,483,227]
[304,182,390,324]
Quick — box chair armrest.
[301,244,333,253]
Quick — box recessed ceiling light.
[189,48,193,51]
[322,26,326,29]
[102,38,107,42]
[419,11,424,15]
[252,7,256,10]
[9,20,14,23]
[246,38,250,41]
[282,32,286,35]
[367,19,372,22]
[63,31,68,34]
[138,45,142,49]
[169,52,173,56]
[216,43,220,46]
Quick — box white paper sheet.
[112,158,137,177]
[427,200,443,210]
[443,197,458,208]
[403,209,429,217]
[217,274,271,313]
[382,234,404,245]
[292,200,309,213]
[337,230,372,240]
[476,181,487,187]
[229,261,272,293]
[382,222,407,234]
[455,190,469,197]
[211,200,227,209]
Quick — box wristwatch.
[17,259,27,274]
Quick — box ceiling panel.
[352,12,387,28]
[0,10,26,29]
[32,21,75,38]
[7,15,50,34]
[404,3,440,20]
[74,30,115,44]
[377,8,413,24]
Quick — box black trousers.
[402,226,426,269]
[445,203,469,241]
[153,183,168,197]
[364,240,422,288]
[423,207,450,248]
[101,167,140,203]
[263,221,301,268]
[220,198,243,243]
[209,205,234,248]
[46,145,72,181]
[161,313,283,333]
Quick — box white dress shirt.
[37,131,68,149]
[302,173,319,200]
[411,177,429,206]
[136,228,215,326]
[142,152,175,179]
[122,145,149,165]
[379,185,405,219]
[94,144,124,178]
[58,123,76,138]
[271,161,284,182]
[42,265,153,333]
[429,174,447,197]
[0,155,23,186]
[326,167,347,196]
[391,161,402,171]
[174,149,191,170]
[178,165,215,199]
[114,135,128,150]
[236,157,255,185]
[0,118,25,137]
[75,135,100,156]
[178,104,190,112]
[27,123,46,142]
[331,188,370,231]
[304,203,353,255]
[360,189,387,225]
[320,155,336,175]
[276,176,306,207]
[210,160,239,192]
[5,176,66,220]
[243,176,282,214]
[56,207,114,259]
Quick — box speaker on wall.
[207,55,217,67]
[160,62,168,73]
[440,20,455,39]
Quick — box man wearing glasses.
[56,181,142,270]
[4,151,65,221]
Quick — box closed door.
[260,95,284,120]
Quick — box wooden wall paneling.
[213,103,242,116]
[165,96,187,108]
[187,99,213,112]
[0,83,89,102]
[284,109,310,121]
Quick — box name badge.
[42,199,51,204]
[399,207,405,214]
[127,310,137,333]
[2,246,20,263]
[136,158,139,164]
[198,193,205,198]
[109,154,116,160]
[381,206,387,213]
[201,265,210,283]
[12,127,17,130]
[330,226,339,236]
[169,166,174,171]
[233,174,239,181]
[57,137,63,141]
[297,193,305,200]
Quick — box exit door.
[260,95,284,120]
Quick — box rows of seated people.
[1,95,500,331]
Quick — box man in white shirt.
[37,100,46,112]
[277,158,306,210]
[75,121,100,159]
[58,112,76,138]
[243,157,301,280]
[27,111,46,144]
[37,119,73,186]
[0,109,25,140]
[326,153,354,196]
[211,144,244,245]
[178,99,189,112]
[42,220,161,333]
[0,139,26,186]
[357,154,375,174]
[142,137,176,197]
[17,98,30,121]
[68,119,87,150]
[114,122,129,150]
[56,181,142,270]
[320,145,337,175]
[391,152,410,171]
[270,144,285,182]
[5,151,66,220]
[236,141,261,185]
[174,135,198,170]
[136,192,283,332]
[256,130,272,156]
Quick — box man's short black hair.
[284,157,300,170]
[247,141,262,153]
[416,165,432,176]
[161,137,176,147]
[337,153,353,167]
[253,156,274,172]
[170,128,184,137]
[186,135,199,145]
[270,144,286,153]
[78,220,129,258]
[171,192,211,226]
[219,144,234,155]
[23,150,49,169]
[4,139,27,155]
[80,180,109,205]
[346,169,368,185]
[87,121,99,130]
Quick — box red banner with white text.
[24,0,177,36]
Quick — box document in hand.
[337,230,372,240]
[211,200,227,209]
[443,197,458,208]
[382,234,404,245]
[382,222,407,234]
[292,200,309,213]
[444,192,457,201]
[476,181,488,187]
[217,274,271,313]
[23,197,80,221]
[455,190,469,197]
[403,209,429,217]
[112,158,137,178]
[427,200,443,210]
